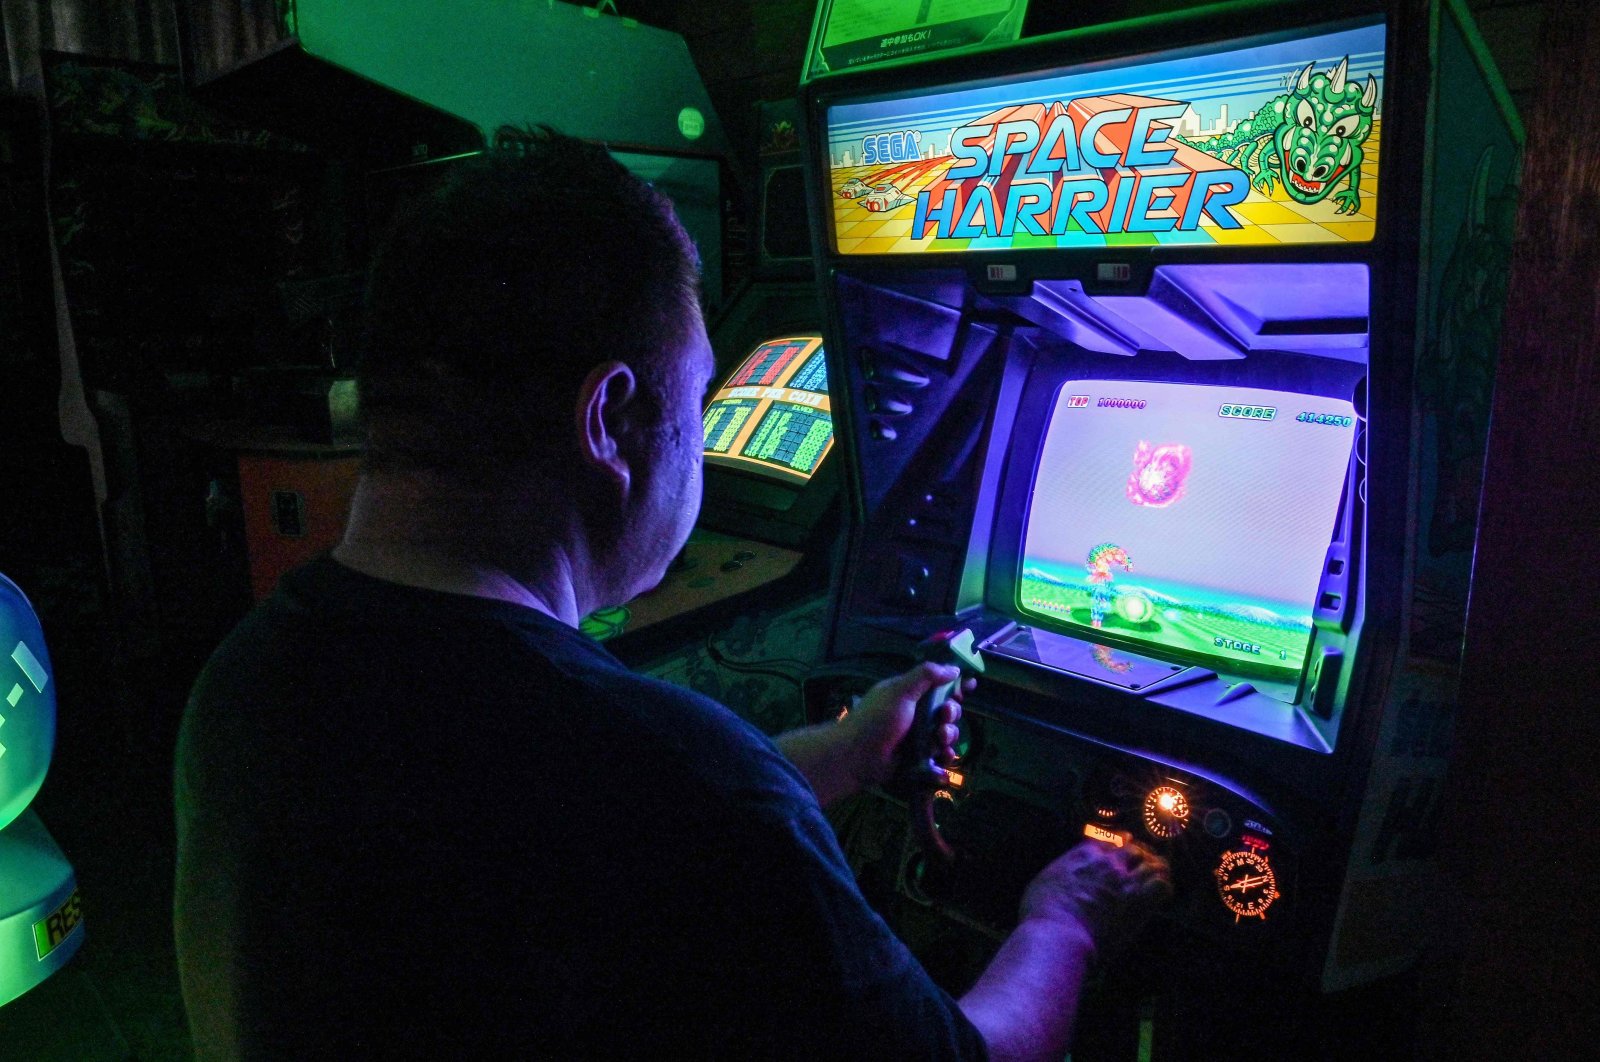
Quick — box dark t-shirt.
[174,557,985,1060]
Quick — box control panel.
[808,674,1296,944]
[582,529,805,645]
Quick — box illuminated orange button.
[945,770,966,789]
[1084,823,1126,847]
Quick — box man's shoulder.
[181,558,811,812]
[561,662,809,807]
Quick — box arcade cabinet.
[592,101,845,668]
[705,97,824,361]
[0,575,83,1007]
[594,334,839,660]
[798,0,1519,1052]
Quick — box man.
[175,128,1169,1060]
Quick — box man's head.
[358,127,714,603]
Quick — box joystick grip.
[891,629,984,863]
[891,672,959,794]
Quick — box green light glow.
[0,812,82,1007]
[292,0,726,153]
[580,606,631,642]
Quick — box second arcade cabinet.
[595,100,845,670]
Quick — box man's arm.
[960,841,1172,1062]
[777,663,1171,1059]
[959,915,1098,1061]
[775,663,966,806]
[772,721,861,807]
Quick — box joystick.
[892,628,984,862]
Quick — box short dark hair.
[358,126,703,485]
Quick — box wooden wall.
[1436,0,1599,1055]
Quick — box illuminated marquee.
[912,96,1248,239]
[863,129,923,165]
[823,20,1386,253]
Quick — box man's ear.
[575,360,641,497]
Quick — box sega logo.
[862,130,922,165]
[1098,397,1146,409]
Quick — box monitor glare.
[703,336,834,484]
[1019,380,1356,682]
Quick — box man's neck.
[332,540,579,624]
[333,472,589,626]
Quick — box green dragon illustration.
[1180,57,1378,215]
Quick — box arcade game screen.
[1019,380,1356,683]
[702,336,834,483]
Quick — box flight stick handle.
[893,629,984,863]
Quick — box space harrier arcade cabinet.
[800,0,1520,1053]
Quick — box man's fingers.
[1120,842,1168,874]
[932,702,964,764]
[1119,845,1174,902]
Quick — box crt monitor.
[953,262,1370,752]
[699,335,837,548]
[1017,379,1357,687]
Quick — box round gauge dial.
[1214,849,1280,922]
[1142,786,1191,838]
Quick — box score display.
[702,336,835,483]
